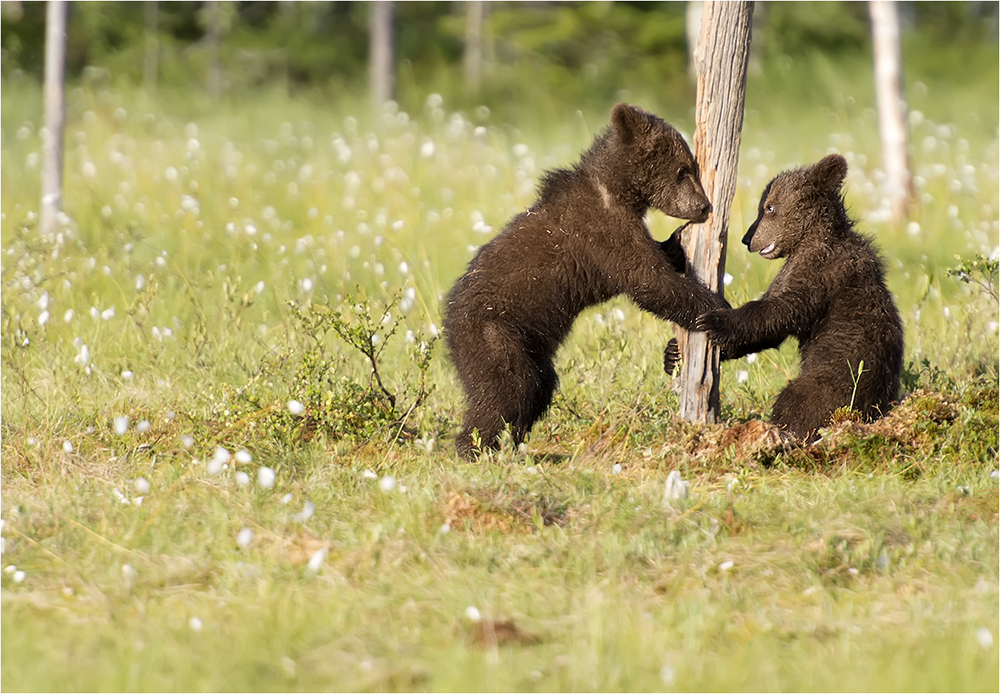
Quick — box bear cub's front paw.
[695,309,734,344]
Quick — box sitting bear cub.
[692,153,904,440]
[444,103,728,458]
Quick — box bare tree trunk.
[870,0,913,224]
[677,1,754,423]
[40,0,67,238]
[369,1,395,107]
[206,0,222,99]
[144,1,158,94]
[465,0,484,96]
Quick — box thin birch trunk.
[40,0,67,238]
[870,0,913,224]
[144,1,158,94]
[465,1,484,96]
[206,0,222,99]
[369,1,395,107]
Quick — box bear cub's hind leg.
[455,327,558,458]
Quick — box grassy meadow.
[2,53,998,691]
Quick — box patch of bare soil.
[683,419,792,462]
[443,488,569,534]
[468,618,541,648]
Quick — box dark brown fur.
[444,103,728,458]
[694,154,904,440]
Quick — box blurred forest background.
[2,0,998,129]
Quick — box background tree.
[39,0,66,239]
[206,0,223,99]
[464,0,485,96]
[870,0,914,224]
[143,1,157,94]
[369,1,395,107]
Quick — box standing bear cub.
[444,103,728,458]
[692,153,904,440]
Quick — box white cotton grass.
[663,470,690,503]
[464,605,482,622]
[379,475,397,492]
[114,416,129,435]
[659,663,676,688]
[236,527,254,549]
[287,400,304,416]
[414,434,435,454]
[257,466,276,489]
[136,420,151,433]
[74,344,90,366]
[976,627,993,649]
[292,500,315,522]
[307,547,327,573]
[235,449,252,464]
[189,616,203,632]
[207,447,231,475]
[134,477,151,495]
[5,564,26,583]
[62,440,74,454]
[235,471,251,486]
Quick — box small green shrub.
[213,292,436,446]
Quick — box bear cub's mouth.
[759,242,778,258]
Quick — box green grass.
[1,54,998,691]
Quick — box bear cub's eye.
[765,203,776,214]
[676,166,689,181]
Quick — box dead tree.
[40,0,67,238]
[369,1,395,107]
[144,2,158,94]
[676,1,754,423]
[464,0,485,96]
[206,0,223,99]
[870,0,913,224]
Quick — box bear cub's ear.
[809,154,848,192]
[611,103,647,144]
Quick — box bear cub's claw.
[663,338,681,376]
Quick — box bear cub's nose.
[694,200,712,221]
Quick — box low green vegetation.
[2,36,998,692]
